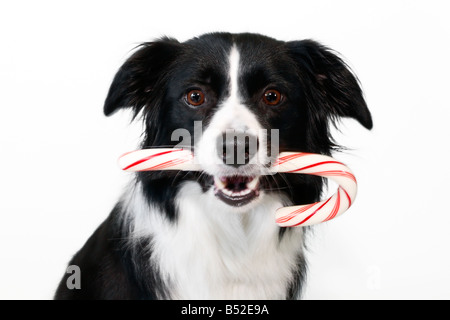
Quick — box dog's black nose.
[218,131,259,167]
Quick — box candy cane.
[118,149,357,227]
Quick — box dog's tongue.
[213,176,260,207]
[223,176,253,192]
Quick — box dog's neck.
[121,180,306,299]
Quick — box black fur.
[55,32,372,300]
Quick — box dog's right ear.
[104,38,182,117]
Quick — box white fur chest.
[125,182,305,299]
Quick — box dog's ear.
[287,40,373,130]
[104,38,182,117]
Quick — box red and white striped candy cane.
[118,149,357,227]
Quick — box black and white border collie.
[55,32,372,300]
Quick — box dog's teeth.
[214,177,227,190]
[222,188,233,196]
[215,176,260,201]
[247,177,259,190]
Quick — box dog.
[55,32,372,300]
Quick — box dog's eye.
[186,90,205,106]
[263,89,282,106]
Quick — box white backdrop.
[1,0,449,299]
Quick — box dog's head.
[104,33,372,211]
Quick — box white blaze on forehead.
[228,46,241,103]
[208,45,260,133]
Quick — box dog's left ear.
[103,37,182,117]
[287,40,373,130]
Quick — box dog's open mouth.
[213,176,260,207]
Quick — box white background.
[1,0,449,300]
